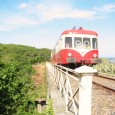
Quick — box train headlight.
[93,54,97,58]
[68,53,72,57]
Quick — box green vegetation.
[93,58,115,75]
[0,44,51,64]
[0,44,51,115]
[45,99,54,115]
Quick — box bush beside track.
[0,44,51,115]
[93,58,115,76]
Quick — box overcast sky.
[0,0,115,57]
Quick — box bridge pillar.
[75,65,97,115]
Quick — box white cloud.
[0,25,17,31]
[0,15,37,31]
[94,3,115,12]
[67,10,95,19]
[18,3,28,9]
[1,1,115,32]
[0,2,97,32]
[34,2,115,22]
[35,4,96,22]
[5,15,37,26]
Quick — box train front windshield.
[65,37,72,48]
[83,38,91,49]
[74,37,91,49]
[65,37,98,49]
[74,37,82,49]
[92,38,98,49]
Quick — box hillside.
[0,43,51,114]
[0,44,51,64]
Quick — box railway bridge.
[46,62,97,115]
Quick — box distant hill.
[0,43,51,64]
[108,57,115,63]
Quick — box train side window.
[74,37,82,49]
[92,38,98,49]
[65,37,72,48]
[83,38,91,49]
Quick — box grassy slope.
[0,43,51,114]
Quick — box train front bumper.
[92,58,102,64]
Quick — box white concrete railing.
[46,62,97,115]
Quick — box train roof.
[61,27,98,36]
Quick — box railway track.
[92,74,115,115]
[92,73,115,95]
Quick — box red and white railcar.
[51,27,101,67]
